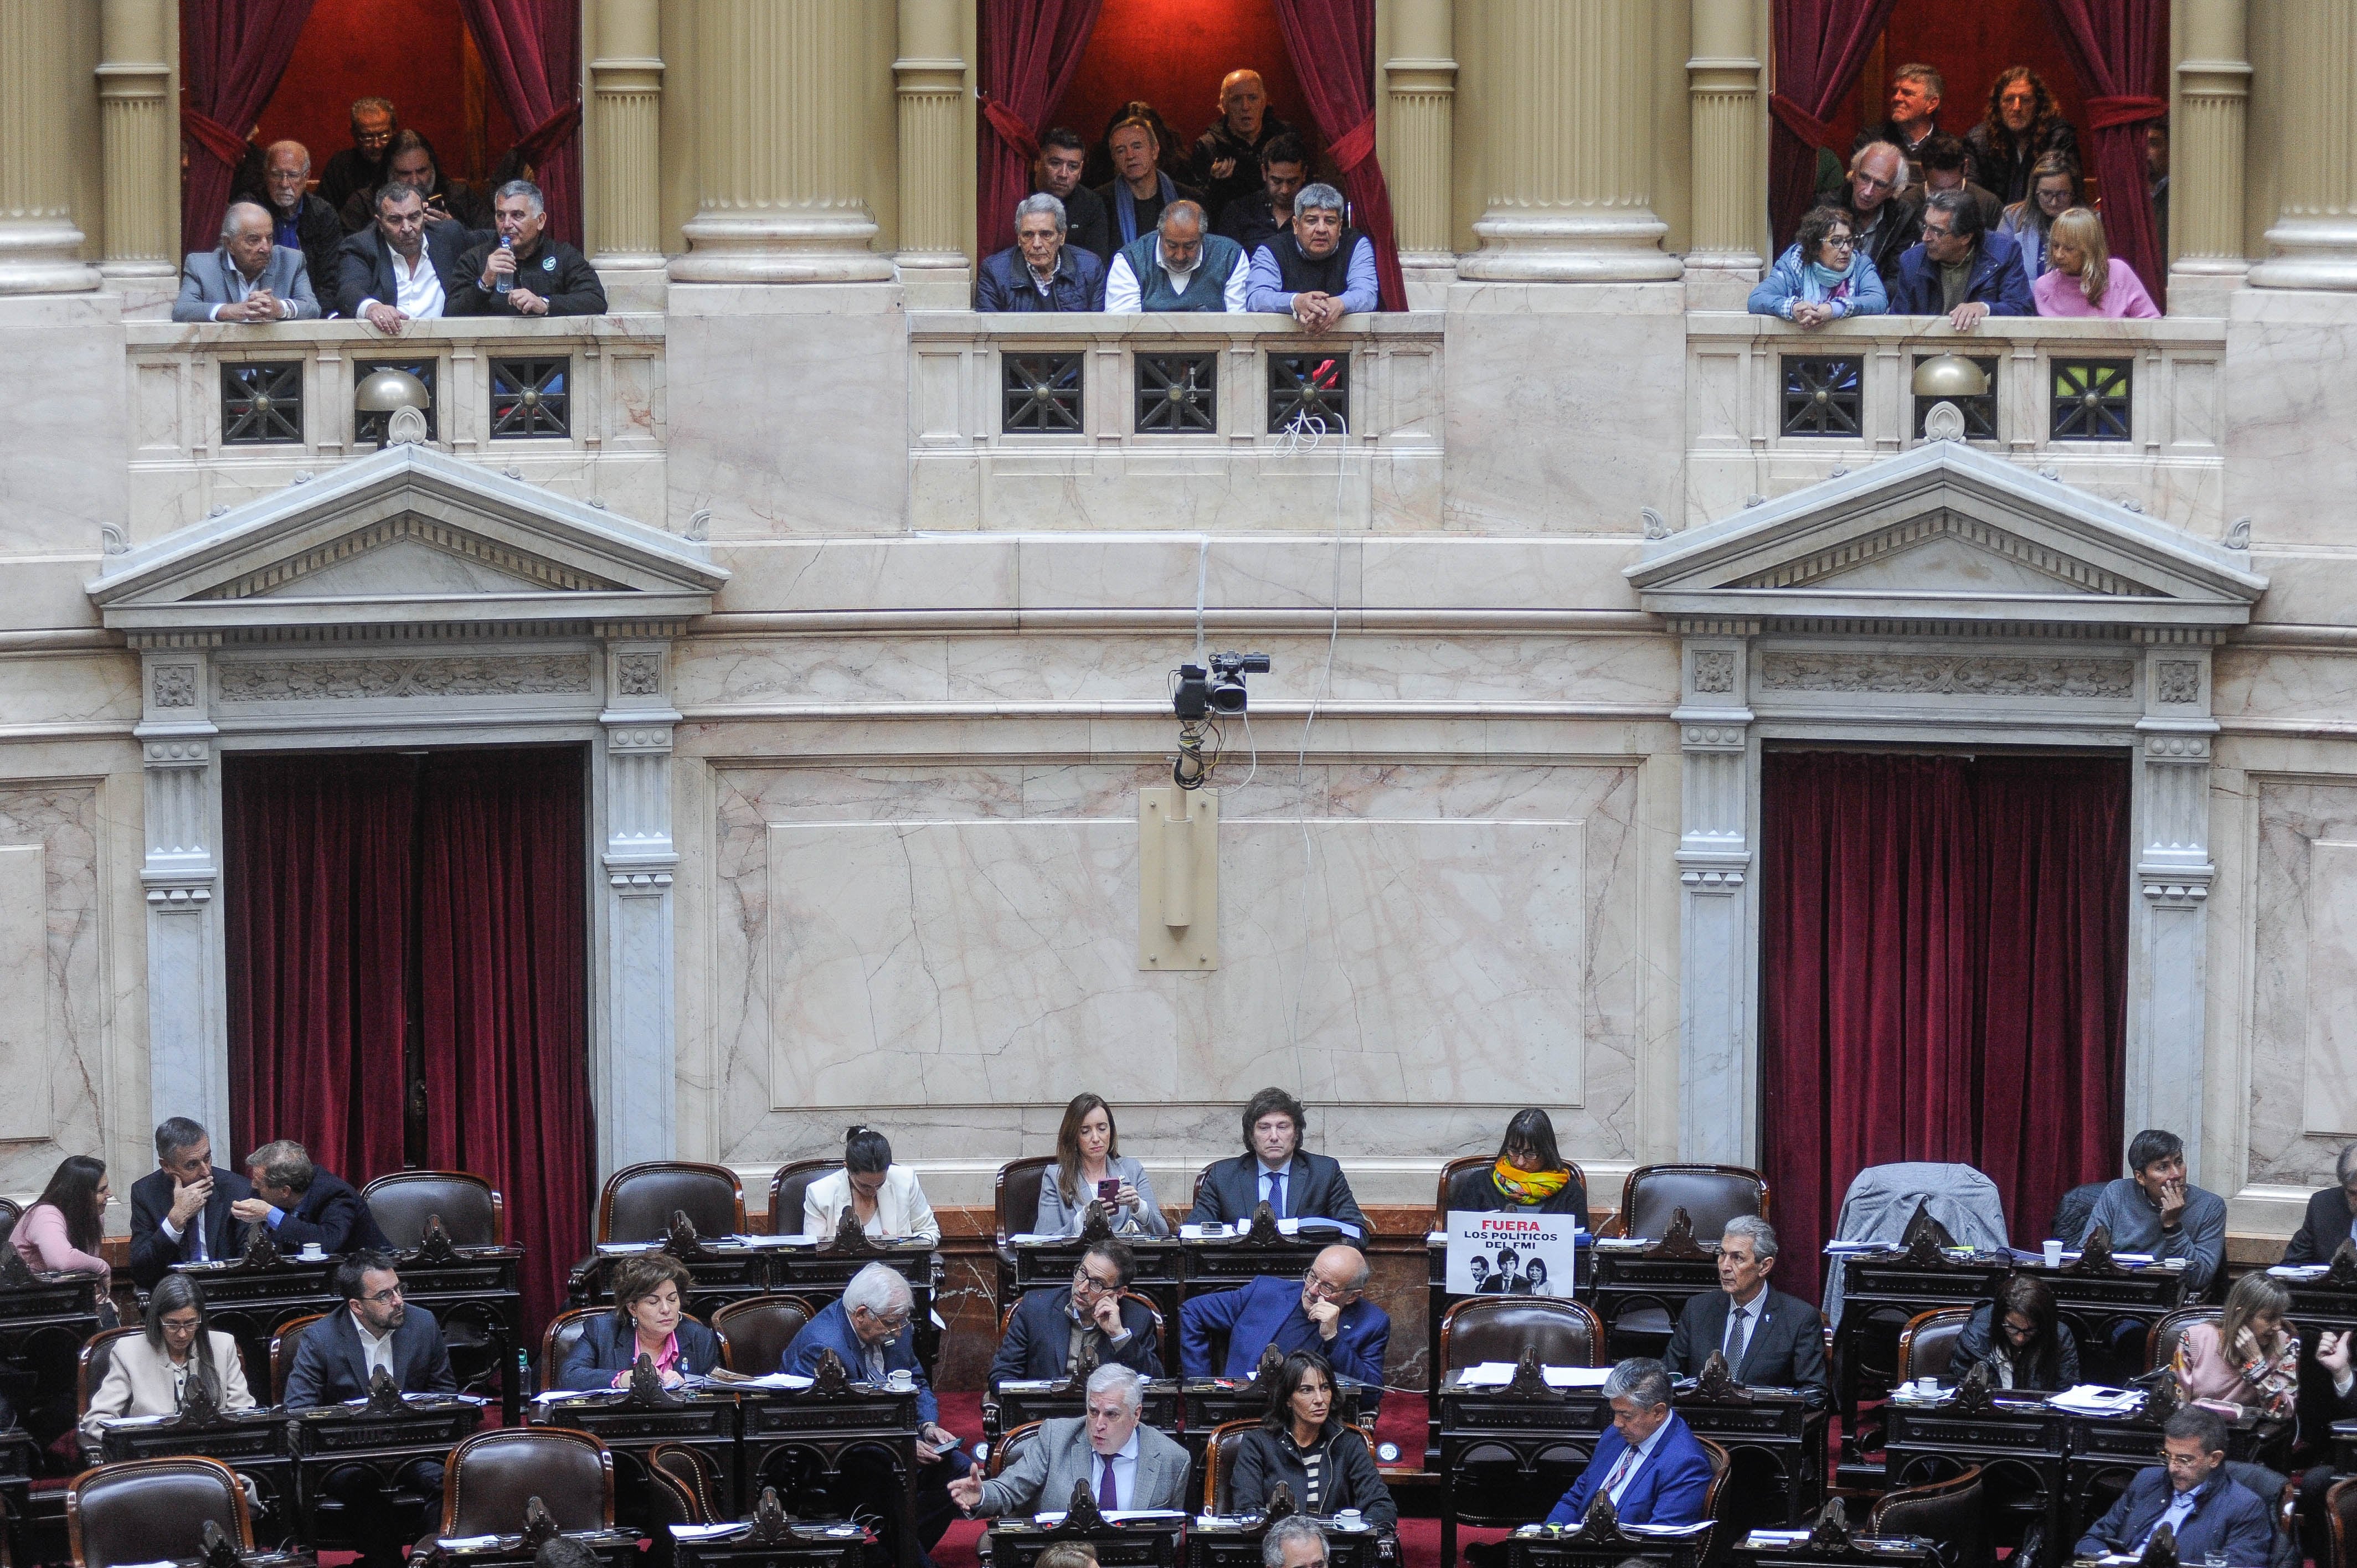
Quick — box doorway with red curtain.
[223,746,593,1333]
[1758,749,2130,1308]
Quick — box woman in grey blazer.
[1035,1094,1171,1237]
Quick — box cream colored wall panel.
[2303,838,2357,1137]
[0,844,50,1139]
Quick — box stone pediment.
[89,444,725,639]
[1629,443,2264,637]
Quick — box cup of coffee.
[887,1368,915,1392]
[300,1242,326,1261]
[2042,1240,2065,1267]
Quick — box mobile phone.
[1097,1178,1121,1202]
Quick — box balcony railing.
[1685,313,2227,533]
[126,316,665,539]
[907,311,1444,531]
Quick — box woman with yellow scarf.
[1448,1108,1588,1231]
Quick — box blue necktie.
[1268,1171,1286,1219]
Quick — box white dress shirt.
[356,1317,398,1384]
[359,244,446,320]
[1606,1418,1672,1507]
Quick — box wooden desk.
[1422,1232,1597,1465]
[430,1527,640,1568]
[534,1386,743,1522]
[1590,1242,1720,1359]
[1433,1373,1608,1568]
[671,1520,876,1568]
[1730,1532,1939,1568]
[988,1379,1181,1445]
[1506,1523,1710,1568]
[0,1268,106,1435]
[0,1421,34,1563]
[2336,1419,2357,1477]
[1181,1378,1369,1459]
[289,1395,485,1544]
[2011,1262,2191,1385]
[735,1381,923,1568]
[984,1514,1185,1568]
[1883,1395,2068,1553]
[1675,1387,1828,1527]
[96,1408,300,1521]
[768,1245,944,1375]
[2061,1408,2291,1534]
[1829,1250,2008,1436]
[573,1245,776,1319]
[1181,1236,1330,1298]
[1188,1515,1388,1568]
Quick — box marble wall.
[2242,776,2357,1188]
[698,754,1646,1172]
[0,782,112,1192]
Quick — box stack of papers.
[1624,1522,1714,1538]
[435,1536,505,1552]
[2047,1385,2144,1416]
[669,1524,748,1542]
[1454,1362,1613,1389]
[1745,1531,1814,1547]
[729,1371,815,1391]
[1031,1510,1185,1526]
[2268,1263,2330,1279]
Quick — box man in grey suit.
[173,202,320,323]
[950,1364,1189,1517]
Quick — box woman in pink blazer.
[2174,1272,2299,1419]
[12,1154,112,1290]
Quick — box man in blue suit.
[1187,1086,1370,1241]
[1180,1244,1388,1386]
[2075,1407,2274,1566]
[783,1262,969,1559]
[1545,1359,1715,1526]
[234,1140,392,1256]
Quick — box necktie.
[1098,1456,1120,1511]
[1725,1304,1751,1371]
[866,1347,887,1385]
[1268,1172,1287,1219]
[186,1211,207,1263]
[1603,1444,1639,1502]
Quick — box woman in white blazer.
[82,1274,255,1443]
[802,1127,941,1244]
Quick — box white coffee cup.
[2042,1240,2065,1266]
[1915,1378,1939,1395]
[300,1242,326,1260]
[886,1368,915,1391]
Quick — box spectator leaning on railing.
[1105,201,1246,314]
[1245,183,1378,329]
[1749,205,1887,327]
[447,180,607,318]
[1892,188,2033,333]
[173,202,321,324]
[977,193,1105,313]
[1831,142,1919,296]
[2031,209,2160,320]
[337,182,478,334]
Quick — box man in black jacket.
[285,1251,457,1568]
[234,1140,392,1256]
[1216,133,1308,256]
[127,1117,254,1289]
[335,182,478,329]
[1191,70,1294,228]
[239,140,344,313]
[987,1238,1162,1383]
[317,97,398,223]
[449,179,607,318]
[1661,1216,1829,1406]
[334,128,492,235]
[1831,141,1921,296]
[2279,1142,2357,1263]
[1032,128,1108,261]
[1186,1087,1370,1242]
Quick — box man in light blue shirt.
[1244,182,1380,327]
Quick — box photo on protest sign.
[1444,1210,1583,1295]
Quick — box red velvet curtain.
[977,0,1108,258]
[225,755,414,1185]
[1761,752,2129,1304]
[179,0,320,259]
[2039,0,2169,310]
[457,0,585,246]
[1767,0,1903,250]
[1270,0,1407,311]
[416,752,593,1331]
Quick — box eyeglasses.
[160,1316,202,1334]
[1303,1271,1357,1301]
[861,1306,913,1330]
[1823,235,1856,249]
[1072,1266,1122,1294]
[362,1285,404,1306]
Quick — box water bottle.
[494,236,512,295]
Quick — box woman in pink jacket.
[2174,1272,2299,1419]
[2031,207,2160,319]
[13,1154,112,1291]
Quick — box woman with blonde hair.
[2032,208,2159,319]
[2174,1272,2298,1418]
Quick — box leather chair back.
[1896,1308,1973,1385]
[998,1157,1058,1244]
[991,1421,1043,1480]
[69,1455,252,1568]
[1434,1157,1490,1226]
[2328,1475,2357,1568]
[770,1160,837,1236]
[1618,1164,1767,1240]
[599,1161,745,1244]
[2049,1182,2108,1246]
[0,1196,19,1252]
[442,1427,614,1537]
[647,1442,725,1526]
[712,1295,816,1375]
[2148,1307,2219,1375]
[540,1306,606,1394]
[271,1312,326,1406]
[1873,1464,1989,1568]
[78,1326,141,1420]
[1696,1437,1736,1568]
[1440,1297,1603,1372]
[2222,1462,2297,1568]
[362,1170,505,1249]
[1202,1419,1259,1513]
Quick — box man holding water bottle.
[449,179,608,318]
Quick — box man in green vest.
[1105,201,1247,314]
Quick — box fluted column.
[894,0,970,303]
[600,641,681,1172]
[2249,0,2357,290]
[1686,0,1764,274]
[1673,636,1758,1165]
[671,0,891,284]
[0,0,100,294]
[1385,0,1457,291]
[1461,0,1679,281]
[2169,0,2248,308]
[136,651,230,1144]
[96,0,174,280]
[588,0,665,269]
